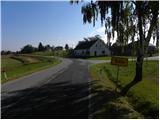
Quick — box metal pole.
[116,65,119,91]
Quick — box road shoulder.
[2,58,72,93]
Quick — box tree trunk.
[121,2,144,96]
[121,48,143,95]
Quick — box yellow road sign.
[111,56,128,66]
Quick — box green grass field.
[32,51,54,56]
[1,55,60,83]
[2,55,23,69]
[90,61,158,118]
[82,56,135,60]
[32,50,69,57]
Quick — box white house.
[74,39,110,57]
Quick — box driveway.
[1,58,92,119]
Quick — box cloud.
[89,26,117,44]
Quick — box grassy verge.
[85,56,111,60]
[90,61,158,118]
[1,55,60,83]
[77,56,135,60]
[2,55,23,69]
[11,55,40,64]
[32,51,54,56]
[32,50,69,57]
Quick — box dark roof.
[74,40,97,50]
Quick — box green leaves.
[80,1,158,52]
[81,2,98,26]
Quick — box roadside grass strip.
[90,61,158,118]
[31,51,54,56]
[81,56,135,60]
[31,50,69,57]
[11,55,40,64]
[85,56,111,60]
[2,55,23,70]
[1,55,60,83]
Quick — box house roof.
[74,40,98,50]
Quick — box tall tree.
[21,44,34,54]
[38,42,44,51]
[75,1,159,95]
[65,44,69,50]
[45,44,51,51]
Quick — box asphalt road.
[1,58,92,119]
[2,58,72,93]
[1,56,158,118]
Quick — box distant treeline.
[2,42,71,55]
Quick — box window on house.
[102,50,105,54]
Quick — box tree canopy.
[20,44,35,54]
[81,1,158,49]
[38,42,45,51]
[76,1,159,95]
[65,44,69,50]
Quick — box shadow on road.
[2,80,121,119]
[2,81,89,119]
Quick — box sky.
[2,1,108,51]
[1,1,156,52]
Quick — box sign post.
[111,56,128,91]
[116,65,119,91]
